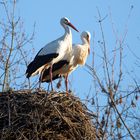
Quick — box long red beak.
[87,38,90,54]
[87,37,90,44]
[88,48,90,54]
[68,22,79,32]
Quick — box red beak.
[88,48,90,54]
[87,37,90,44]
[68,22,79,32]
[87,38,90,54]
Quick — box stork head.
[81,31,91,54]
[81,31,91,44]
[60,17,79,32]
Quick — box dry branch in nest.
[0,90,98,140]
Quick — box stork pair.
[26,17,91,94]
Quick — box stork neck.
[64,26,72,36]
[82,38,89,45]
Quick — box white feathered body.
[30,32,72,77]
[42,41,90,81]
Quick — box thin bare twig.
[97,8,111,88]
[109,95,136,140]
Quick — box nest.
[0,90,97,140]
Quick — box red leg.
[39,69,44,89]
[65,74,68,96]
[49,65,53,91]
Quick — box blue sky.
[14,0,140,98]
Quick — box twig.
[109,95,136,140]
[7,92,11,126]
[97,8,111,88]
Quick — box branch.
[109,94,136,140]
[97,8,111,87]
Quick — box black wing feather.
[43,74,61,83]
[41,60,69,82]
[26,53,59,78]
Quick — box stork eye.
[64,19,68,24]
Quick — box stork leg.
[38,81,41,90]
[49,64,54,91]
[39,68,45,89]
[39,72,42,89]
[65,74,68,96]
[47,82,50,92]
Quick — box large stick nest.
[0,90,97,140]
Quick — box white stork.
[26,17,79,90]
[40,31,91,95]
